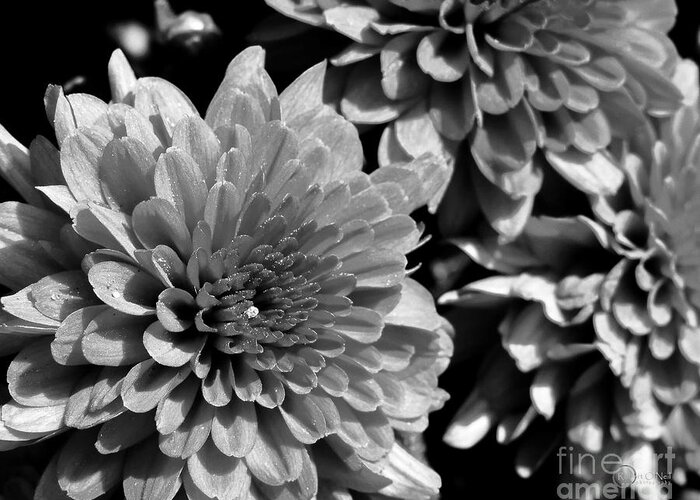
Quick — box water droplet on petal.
[244,305,259,319]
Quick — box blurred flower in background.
[109,21,152,62]
[154,0,221,53]
[108,0,222,77]
[440,215,670,497]
[439,58,700,497]
[0,46,452,499]
[261,0,683,239]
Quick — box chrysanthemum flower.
[0,46,452,500]
[593,60,700,478]
[440,216,671,495]
[263,0,683,238]
[439,60,700,495]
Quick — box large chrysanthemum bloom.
[0,47,453,500]
[262,0,683,238]
[438,60,700,495]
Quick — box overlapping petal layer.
[264,0,682,238]
[0,47,453,500]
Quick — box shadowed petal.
[88,261,162,316]
[155,375,199,437]
[133,198,192,257]
[57,428,124,500]
[52,305,109,366]
[123,437,184,500]
[154,148,208,231]
[31,271,98,322]
[204,181,242,252]
[8,339,83,406]
[211,397,257,457]
[121,359,191,413]
[96,410,157,454]
[144,322,205,367]
[0,238,66,291]
[99,137,156,212]
[251,121,299,180]
[341,59,414,125]
[64,368,126,429]
[206,88,266,137]
[81,309,151,366]
[134,77,198,143]
[34,455,72,500]
[280,391,328,444]
[0,201,64,241]
[159,399,215,459]
[186,439,250,499]
[171,117,220,185]
[0,123,44,207]
[245,409,304,486]
[60,127,112,205]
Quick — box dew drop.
[244,306,259,319]
[154,256,171,274]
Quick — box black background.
[0,1,698,498]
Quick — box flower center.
[155,233,338,360]
[199,258,323,355]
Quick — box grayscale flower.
[440,216,670,495]
[438,60,700,495]
[263,0,683,238]
[0,46,452,500]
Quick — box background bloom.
[592,60,700,479]
[439,215,671,497]
[0,46,452,499]
[438,59,700,495]
[262,0,683,238]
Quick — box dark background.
[0,1,698,498]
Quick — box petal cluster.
[265,0,683,238]
[0,47,452,500]
[439,60,700,493]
